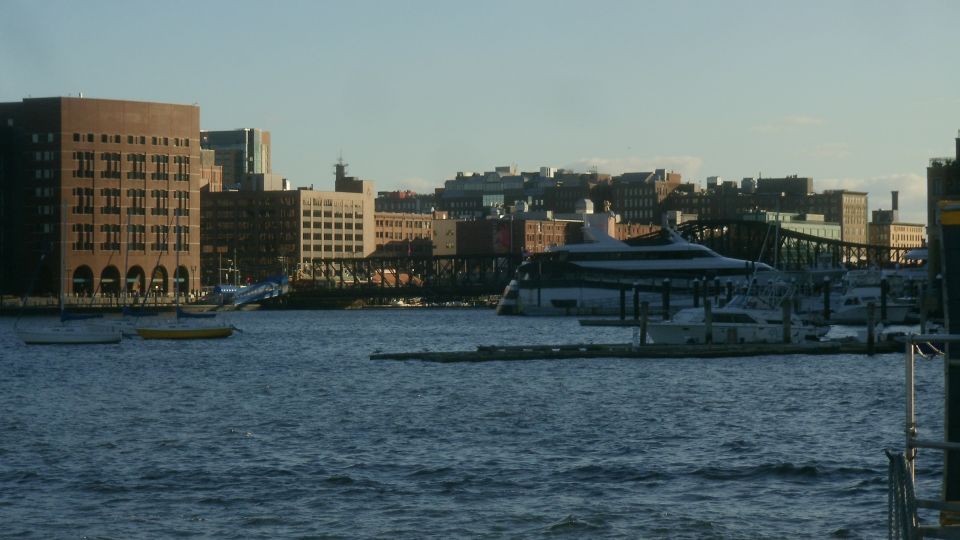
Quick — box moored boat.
[135,322,233,340]
[18,324,122,345]
[645,293,827,345]
[497,225,773,316]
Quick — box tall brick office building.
[0,97,201,297]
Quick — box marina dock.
[369,339,902,363]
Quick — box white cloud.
[811,143,851,159]
[783,115,825,126]
[564,155,704,180]
[396,177,435,192]
[819,173,927,225]
[750,114,825,134]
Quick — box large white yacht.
[496,225,774,316]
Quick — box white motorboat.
[497,225,773,316]
[645,294,828,345]
[827,287,913,324]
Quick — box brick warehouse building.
[0,97,202,298]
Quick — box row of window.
[375,219,431,228]
[303,210,360,218]
[71,223,190,252]
[376,231,429,240]
[305,221,362,230]
[302,233,363,241]
[303,245,362,253]
[71,133,191,147]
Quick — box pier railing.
[893,333,960,539]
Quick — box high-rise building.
[200,128,271,187]
[0,96,201,297]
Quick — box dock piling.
[866,301,876,356]
[704,299,713,344]
[619,286,626,321]
[782,297,792,344]
[662,278,671,320]
[823,277,831,322]
[640,301,649,345]
[881,277,889,322]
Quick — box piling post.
[941,204,960,521]
[725,280,733,305]
[693,278,700,308]
[640,301,649,345]
[866,301,876,356]
[713,277,721,303]
[619,286,626,321]
[880,277,889,322]
[782,297,792,344]
[704,299,713,344]
[632,285,640,321]
[662,278,671,320]
[919,283,928,334]
[823,277,831,322]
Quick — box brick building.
[0,96,201,297]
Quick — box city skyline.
[4,1,959,225]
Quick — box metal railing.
[891,333,960,539]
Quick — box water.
[0,309,945,538]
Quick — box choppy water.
[0,309,945,538]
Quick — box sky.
[3,0,959,225]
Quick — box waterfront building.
[375,190,436,214]
[199,163,374,285]
[868,191,926,264]
[432,217,458,256]
[200,128,271,187]
[660,175,868,244]
[452,218,581,256]
[373,211,434,256]
[610,169,681,224]
[0,96,201,297]
[806,189,869,245]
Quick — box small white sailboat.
[16,209,122,345]
[18,322,122,345]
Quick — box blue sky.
[3,0,959,224]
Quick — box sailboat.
[16,208,122,345]
[134,210,234,340]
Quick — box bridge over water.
[672,220,922,270]
[276,220,924,305]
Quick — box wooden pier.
[369,340,902,363]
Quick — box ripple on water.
[0,311,928,538]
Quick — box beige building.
[808,190,869,245]
[200,177,374,285]
[869,222,926,264]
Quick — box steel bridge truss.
[675,220,922,270]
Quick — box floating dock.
[369,340,902,363]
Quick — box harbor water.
[0,309,944,538]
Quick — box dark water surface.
[0,309,944,538]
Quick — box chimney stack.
[892,190,899,211]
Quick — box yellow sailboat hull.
[136,326,234,340]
